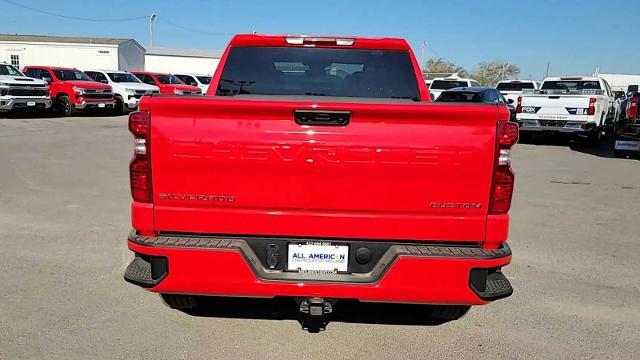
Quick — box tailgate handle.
[548,96,560,99]
[294,110,351,126]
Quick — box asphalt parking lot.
[0,115,639,360]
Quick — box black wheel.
[583,127,603,147]
[113,96,125,115]
[428,305,471,321]
[160,294,199,310]
[58,95,74,117]
[518,131,532,143]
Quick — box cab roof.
[543,76,602,82]
[497,79,539,83]
[131,71,170,76]
[23,65,77,71]
[228,34,411,51]
[84,69,129,74]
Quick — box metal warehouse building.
[144,47,222,75]
[0,34,224,75]
[597,73,640,92]
[0,34,145,71]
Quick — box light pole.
[545,62,550,78]
[149,13,157,48]
[421,41,427,68]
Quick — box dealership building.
[0,34,222,74]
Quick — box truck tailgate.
[148,96,499,242]
[522,94,590,119]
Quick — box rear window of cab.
[216,46,421,100]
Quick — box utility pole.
[421,41,427,69]
[545,62,550,78]
[149,13,157,48]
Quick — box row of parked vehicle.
[0,62,212,117]
[427,76,640,158]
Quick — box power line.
[1,0,147,22]
[156,18,234,37]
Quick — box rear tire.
[583,126,603,147]
[428,305,471,321]
[113,96,125,115]
[160,294,199,310]
[58,95,74,117]
[518,131,532,143]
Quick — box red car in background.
[23,66,114,117]
[131,72,202,95]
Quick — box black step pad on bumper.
[469,268,513,301]
[124,255,168,288]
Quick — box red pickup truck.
[23,66,114,116]
[131,71,202,96]
[124,34,517,325]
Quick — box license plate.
[287,242,349,273]
[26,101,36,107]
[98,103,106,108]
[615,140,640,151]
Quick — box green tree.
[471,61,520,86]
[424,58,467,77]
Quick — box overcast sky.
[1,0,637,79]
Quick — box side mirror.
[508,98,514,104]
[43,76,53,83]
[100,79,108,84]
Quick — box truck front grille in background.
[539,120,568,127]
[131,90,159,99]
[7,87,48,96]
[81,90,113,99]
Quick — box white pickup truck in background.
[84,69,160,114]
[496,80,541,105]
[428,76,481,100]
[515,76,616,145]
[0,63,51,113]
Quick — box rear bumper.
[515,118,597,133]
[125,232,513,305]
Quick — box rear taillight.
[628,95,638,119]
[587,97,596,116]
[129,111,152,203]
[516,96,522,113]
[489,121,518,214]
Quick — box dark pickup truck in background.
[123,34,518,329]
[615,91,640,157]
